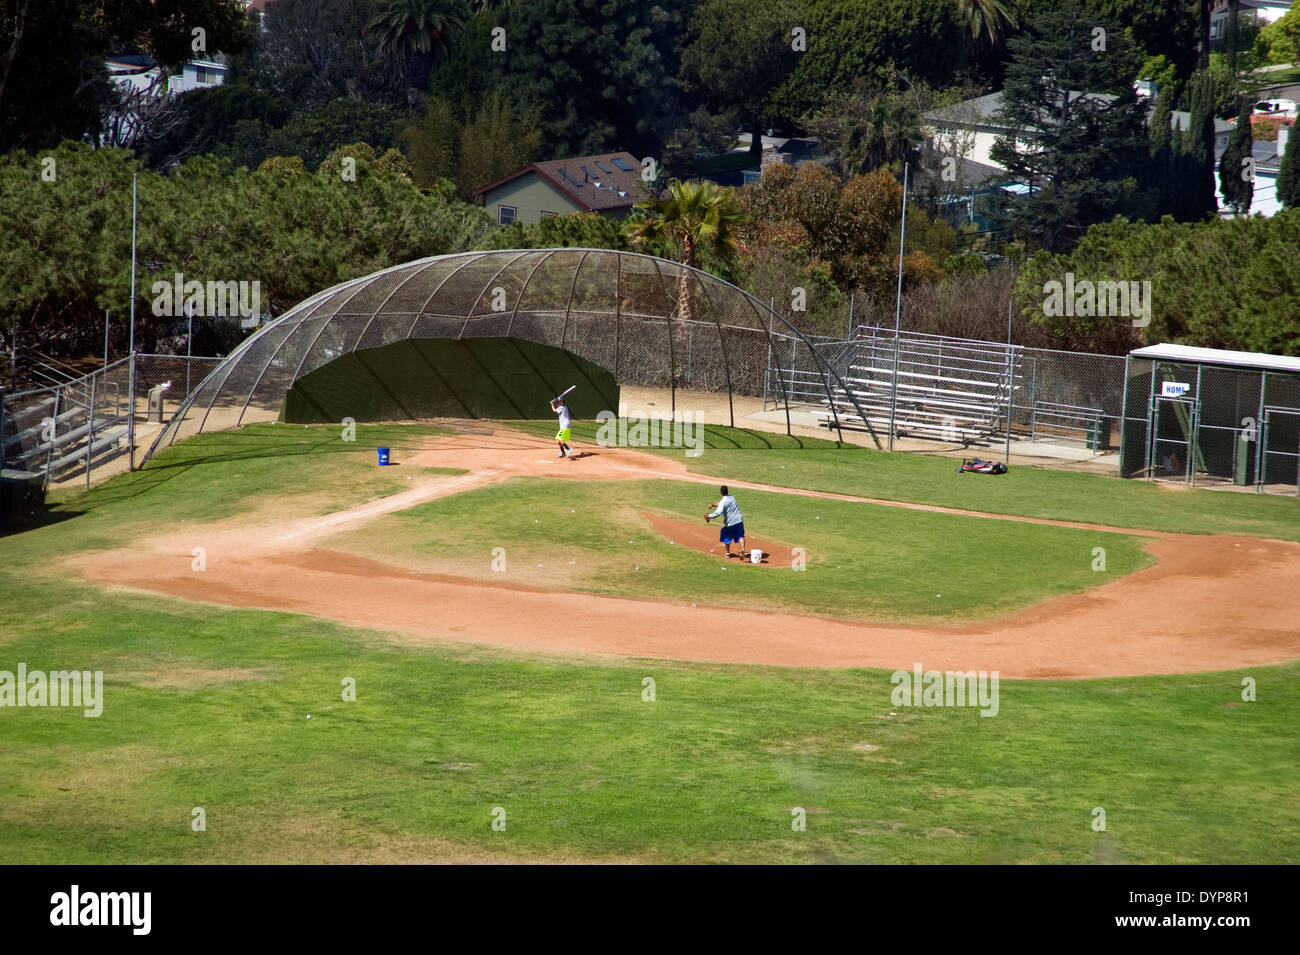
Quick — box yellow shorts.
[556,427,572,442]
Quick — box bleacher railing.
[1,353,221,490]
[767,325,1126,451]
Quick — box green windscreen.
[281,337,619,423]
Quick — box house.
[925,88,1233,180]
[474,152,650,226]
[1211,0,1293,46]
[1219,123,1290,216]
[167,58,228,94]
[923,86,1240,223]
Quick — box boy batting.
[705,485,746,558]
[550,386,576,458]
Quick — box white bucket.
[750,549,762,564]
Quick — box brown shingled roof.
[474,151,650,212]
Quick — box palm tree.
[844,100,923,175]
[954,0,1020,52]
[626,179,745,326]
[370,0,469,94]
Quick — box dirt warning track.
[66,429,1300,679]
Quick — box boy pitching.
[551,397,574,458]
[705,485,746,557]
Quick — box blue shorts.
[719,521,745,544]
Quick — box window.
[540,211,557,218]
[498,205,517,225]
[194,66,222,85]
[610,157,635,172]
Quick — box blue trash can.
[377,447,390,466]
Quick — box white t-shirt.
[556,403,572,429]
[709,495,742,527]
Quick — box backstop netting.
[143,249,870,464]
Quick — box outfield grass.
[509,420,1300,542]
[0,573,1295,864]
[329,476,1151,623]
[1,421,1296,864]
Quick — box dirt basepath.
[65,429,1300,678]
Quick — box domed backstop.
[144,249,876,463]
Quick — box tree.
[1279,123,1300,209]
[989,2,1155,251]
[0,143,490,356]
[1180,68,1220,219]
[455,89,543,196]
[805,84,924,178]
[235,0,402,109]
[263,99,403,170]
[138,84,293,170]
[955,0,1020,51]
[0,0,251,153]
[738,163,945,298]
[626,179,745,326]
[679,0,799,162]
[1218,99,1254,215]
[766,0,966,126]
[478,212,631,252]
[1255,7,1300,64]
[369,0,468,98]
[493,0,690,159]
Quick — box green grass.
[0,573,1295,863]
[1,420,1297,863]
[507,419,1300,541]
[330,476,1151,623]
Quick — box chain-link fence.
[144,250,874,464]
[1121,356,1300,495]
[0,353,221,490]
[767,324,1126,453]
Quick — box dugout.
[143,249,870,464]
[1119,343,1300,494]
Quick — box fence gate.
[1148,396,1198,484]
[1259,407,1300,495]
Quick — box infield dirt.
[64,429,1300,679]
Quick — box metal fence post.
[42,387,60,491]
[1253,371,1267,492]
[127,351,136,471]
[85,372,97,490]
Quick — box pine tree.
[1181,70,1220,219]
[1218,100,1255,215]
[1278,122,1300,209]
[988,2,1152,251]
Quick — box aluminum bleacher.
[778,327,1022,445]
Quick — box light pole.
[887,162,909,451]
[128,171,138,470]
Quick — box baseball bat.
[553,385,577,403]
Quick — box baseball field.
[2,421,1298,864]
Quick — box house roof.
[104,54,157,74]
[1129,343,1300,374]
[474,152,649,212]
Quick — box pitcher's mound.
[640,512,799,566]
